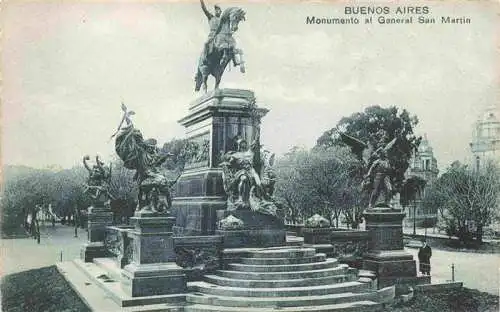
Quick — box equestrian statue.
[195,0,246,92]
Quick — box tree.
[273,147,318,224]
[274,146,361,227]
[161,138,190,179]
[316,105,421,195]
[108,158,138,222]
[427,161,500,243]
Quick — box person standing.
[74,206,80,238]
[418,240,432,275]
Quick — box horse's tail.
[194,68,203,92]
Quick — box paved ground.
[405,247,499,295]
[1,224,498,295]
[0,223,87,276]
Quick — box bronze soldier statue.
[83,155,113,202]
[114,104,174,213]
[194,0,246,92]
[200,0,223,65]
[364,149,393,208]
[220,136,278,216]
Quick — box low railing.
[299,226,370,268]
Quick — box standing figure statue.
[114,104,174,213]
[195,0,246,92]
[83,155,114,202]
[220,136,278,216]
[364,149,392,208]
[338,131,398,209]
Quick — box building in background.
[470,105,500,169]
[403,134,439,228]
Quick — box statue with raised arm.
[200,0,222,64]
[114,104,173,213]
[195,0,246,92]
[83,155,113,202]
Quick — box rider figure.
[200,0,222,65]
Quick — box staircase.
[185,247,393,312]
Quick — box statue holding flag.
[113,103,173,213]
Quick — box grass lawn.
[1,265,498,312]
[1,266,90,312]
[388,288,499,312]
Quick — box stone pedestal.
[172,89,268,235]
[80,204,113,262]
[302,227,335,257]
[216,210,286,248]
[362,208,419,289]
[121,211,186,297]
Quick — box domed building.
[410,135,439,182]
[402,134,439,228]
[470,105,500,169]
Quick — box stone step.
[184,301,382,312]
[69,259,186,308]
[239,253,326,265]
[56,261,122,311]
[186,291,377,308]
[218,264,349,280]
[286,236,304,247]
[248,247,316,259]
[204,274,352,288]
[93,257,122,281]
[228,258,338,272]
[189,280,369,297]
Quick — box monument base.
[216,210,286,248]
[119,211,187,297]
[80,242,109,262]
[127,213,177,264]
[172,169,226,235]
[363,207,424,291]
[121,263,186,297]
[87,204,113,242]
[363,250,417,289]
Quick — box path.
[0,224,87,276]
[405,247,499,295]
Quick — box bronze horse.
[195,7,246,92]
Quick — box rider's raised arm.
[83,156,92,172]
[200,0,213,19]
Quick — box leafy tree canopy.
[316,105,421,193]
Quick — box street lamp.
[413,202,417,235]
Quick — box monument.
[172,89,285,247]
[60,4,397,310]
[112,104,186,296]
[194,0,246,92]
[341,131,429,289]
[80,155,114,262]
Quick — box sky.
[2,0,499,170]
